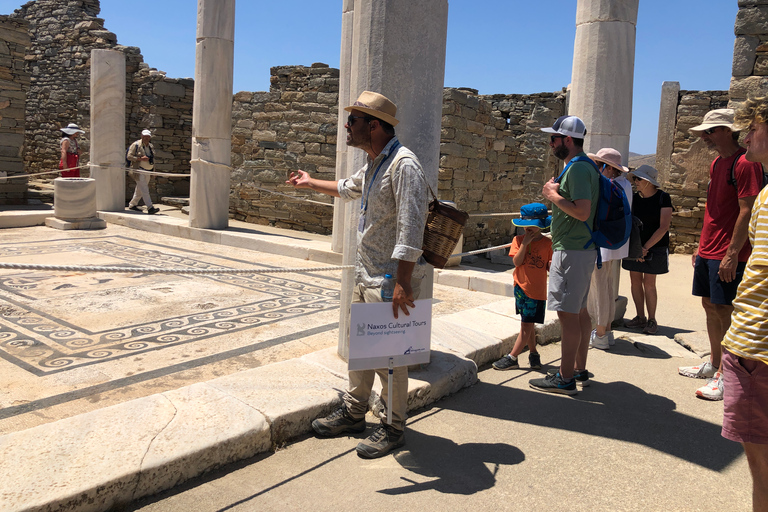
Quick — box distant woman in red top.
[59,123,85,178]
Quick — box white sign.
[348,299,432,371]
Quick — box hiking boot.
[528,352,542,370]
[311,406,366,437]
[356,424,405,459]
[128,205,142,212]
[548,368,590,387]
[590,329,610,350]
[529,372,577,395]
[696,372,724,401]
[624,316,647,329]
[678,361,717,379]
[147,206,159,215]
[643,319,658,335]
[492,354,519,370]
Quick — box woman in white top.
[586,148,633,350]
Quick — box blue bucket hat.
[512,203,551,229]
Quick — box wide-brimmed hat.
[344,91,399,127]
[60,123,85,135]
[630,165,660,187]
[512,202,551,229]
[588,147,629,173]
[141,129,152,137]
[689,109,735,135]
[541,115,587,138]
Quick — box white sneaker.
[678,361,716,379]
[590,329,610,350]
[696,372,724,401]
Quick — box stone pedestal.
[335,0,449,359]
[90,49,126,212]
[46,178,106,230]
[189,0,235,230]
[656,81,680,186]
[569,0,639,159]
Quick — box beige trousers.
[343,278,422,431]
[587,259,616,328]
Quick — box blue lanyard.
[361,141,400,213]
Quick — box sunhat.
[60,123,85,135]
[541,115,587,138]
[588,147,629,173]
[512,203,551,229]
[141,129,152,137]
[344,91,399,127]
[630,165,660,188]
[689,109,735,135]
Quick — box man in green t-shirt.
[529,115,599,395]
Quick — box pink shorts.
[722,349,768,444]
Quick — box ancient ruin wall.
[0,15,29,205]
[9,0,192,203]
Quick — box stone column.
[569,0,639,161]
[189,0,235,230]
[656,81,680,186]
[335,0,448,359]
[90,49,126,212]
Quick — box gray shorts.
[547,250,596,314]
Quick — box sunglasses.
[703,127,719,135]
[550,135,566,143]
[347,114,371,126]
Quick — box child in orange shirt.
[492,203,553,370]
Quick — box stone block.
[735,6,768,35]
[733,35,759,76]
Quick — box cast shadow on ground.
[438,369,740,472]
[380,426,525,495]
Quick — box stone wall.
[229,64,339,233]
[730,0,768,107]
[9,0,192,204]
[441,88,566,250]
[0,15,29,205]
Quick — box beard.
[553,144,569,160]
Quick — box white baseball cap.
[541,115,587,138]
[141,129,152,137]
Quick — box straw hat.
[588,147,629,173]
[344,91,399,127]
[60,123,85,135]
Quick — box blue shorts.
[514,284,546,324]
[692,256,746,306]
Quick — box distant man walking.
[528,115,599,395]
[287,91,429,458]
[721,97,768,512]
[679,110,762,400]
[127,129,159,215]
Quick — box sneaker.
[643,319,658,335]
[528,352,542,370]
[356,424,405,459]
[311,406,366,437]
[696,372,724,401]
[608,332,616,346]
[128,205,142,212]
[624,316,647,329]
[147,206,159,215]
[493,354,519,370]
[590,329,610,350]
[529,372,577,395]
[678,361,717,379]
[548,368,590,388]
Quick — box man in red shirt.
[679,109,763,401]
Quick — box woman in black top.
[621,165,673,335]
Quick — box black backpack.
[721,149,768,190]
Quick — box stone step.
[160,196,190,208]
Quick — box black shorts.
[621,246,669,275]
[692,255,746,305]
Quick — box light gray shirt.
[337,137,429,287]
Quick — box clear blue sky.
[1,0,737,155]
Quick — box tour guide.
[286,91,429,459]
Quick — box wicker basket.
[422,199,469,269]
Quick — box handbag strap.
[387,147,439,203]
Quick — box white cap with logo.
[541,115,587,138]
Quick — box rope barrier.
[0,262,354,274]
[451,242,514,259]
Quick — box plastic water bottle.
[380,273,395,302]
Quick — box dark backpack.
[125,141,154,169]
[555,155,632,269]
[722,149,768,190]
